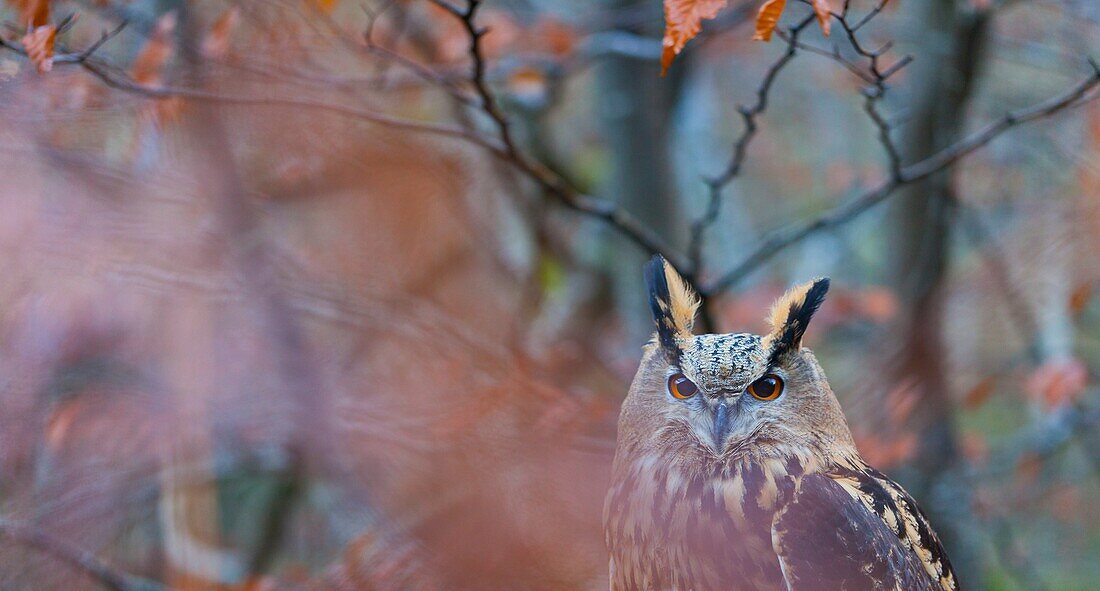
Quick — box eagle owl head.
[606,257,958,591]
[615,255,858,467]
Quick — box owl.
[603,255,958,591]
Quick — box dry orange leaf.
[754,0,832,43]
[811,0,832,35]
[752,0,786,42]
[661,0,728,76]
[21,24,56,73]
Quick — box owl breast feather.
[604,453,797,591]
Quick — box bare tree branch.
[690,0,910,302]
[687,14,817,280]
[5,5,703,296]
[0,30,504,153]
[425,0,697,285]
[705,58,1100,295]
[4,1,1096,318]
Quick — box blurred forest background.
[0,0,1098,589]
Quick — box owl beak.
[711,399,732,448]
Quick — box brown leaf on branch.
[21,24,55,73]
[752,0,786,42]
[753,0,831,42]
[661,0,728,76]
[810,0,832,36]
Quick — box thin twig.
[693,0,908,302]
[426,0,697,284]
[0,32,504,153]
[835,0,908,180]
[705,60,1100,294]
[687,14,817,280]
[360,0,475,107]
[1,12,699,293]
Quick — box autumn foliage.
[661,0,831,74]
[0,0,1098,590]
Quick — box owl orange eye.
[668,373,698,399]
[748,374,784,401]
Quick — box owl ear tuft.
[645,255,699,352]
[766,277,830,361]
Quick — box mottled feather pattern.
[776,465,958,591]
[841,466,959,590]
[679,333,767,393]
[606,450,799,591]
[607,454,958,591]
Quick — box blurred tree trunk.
[888,0,991,586]
[597,0,686,343]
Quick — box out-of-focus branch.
[687,14,816,282]
[834,0,912,180]
[361,2,477,108]
[691,0,911,303]
[777,1,915,183]
[704,57,1100,295]
[6,1,1095,314]
[0,28,504,153]
[425,0,697,286]
[0,519,165,591]
[2,5,702,298]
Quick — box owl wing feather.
[771,471,957,591]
